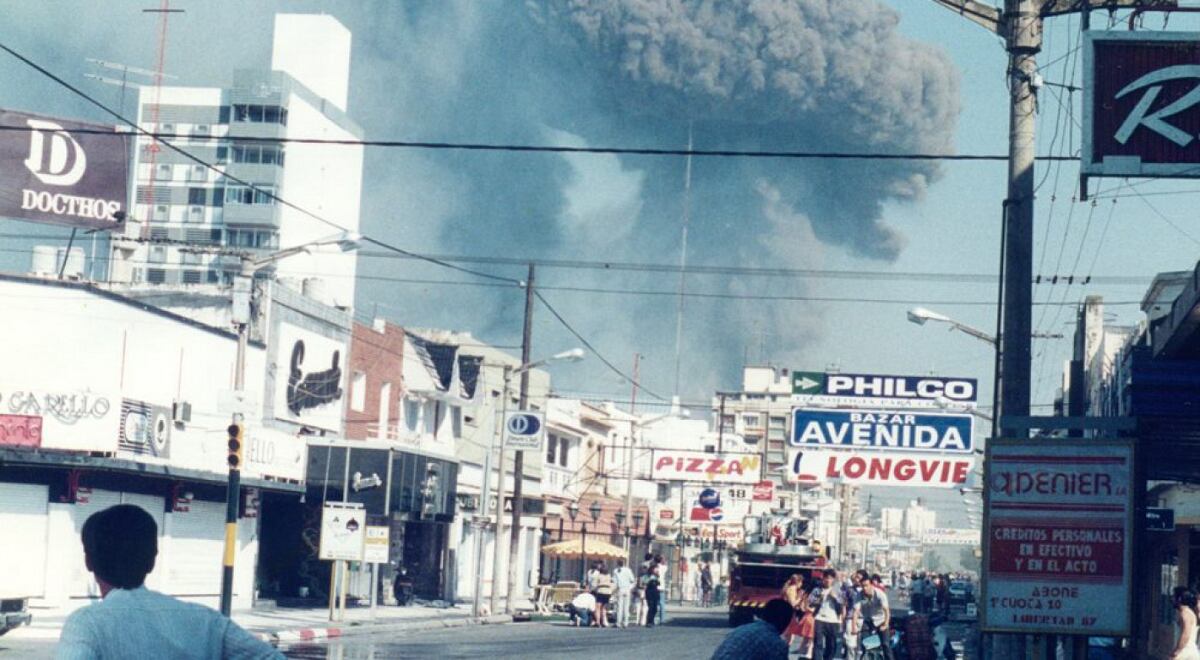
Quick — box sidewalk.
[8,601,513,646]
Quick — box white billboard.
[922,528,981,546]
[787,448,973,488]
[0,387,119,453]
[319,502,365,561]
[651,450,763,484]
[982,438,1134,637]
[275,323,347,433]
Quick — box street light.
[220,230,361,617]
[622,407,690,562]
[907,307,997,346]
[478,348,586,617]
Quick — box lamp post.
[567,500,583,582]
[219,230,360,617]
[478,348,585,617]
[615,509,627,546]
[622,409,688,563]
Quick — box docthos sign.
[0,109,129,230]
[506,413,542,436]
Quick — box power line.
[0,124,1082,163]
[534,290,667,402]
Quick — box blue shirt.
[56,586,282,660]
[711,619,788,660]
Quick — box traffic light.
[227,423,243,470]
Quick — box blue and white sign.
[504,411,545,451]
[790,408,974,454]
[824,373,977,403]
[698,488,721,510]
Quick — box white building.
[109,14,363,309]
[903,500,937,540]
[881,507,905,538]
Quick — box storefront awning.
[0,448,303,493]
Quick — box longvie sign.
[1084,32,1200,179]
[787,448,973,488]
[981,438,1134,637]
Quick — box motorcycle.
[392,565,414,606]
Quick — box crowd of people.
[567,553,705,628]
[773,568,894,660]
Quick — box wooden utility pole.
[505,263,536,613]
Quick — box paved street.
[279,608,730,659]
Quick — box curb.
[256,613,514,646]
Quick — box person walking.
[857,576,894,660]
[700,561,714,608]
[56,504,281,660]
[711,598,794,660]
[643,561,662,627]
[812,569,846,660]
[1171,587,1200,660]
[593,565,614,628]
[654,554,668,625]
[613,559,636,628]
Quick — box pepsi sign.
[503,411,545,451]
[698,488,721,510]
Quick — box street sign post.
[981,438,1134,637]
[1147,507,1175,532]
[503,410,545,451]
[319,502,365,561]
[363,524,390,564]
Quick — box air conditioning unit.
[172,401,192,424]
[188,205,204,221]
[194,124,211,135]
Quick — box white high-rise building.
[109,14,363,309]
[903,500,937,539]
[880,507,904,538]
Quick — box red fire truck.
[727,514,827,627]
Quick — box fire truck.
[727,513,827,627]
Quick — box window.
[181,270,202,284]
[180,251,201,265]
[547,434,558,465]
[769,416,787,429]
[349,372,367,412]
[151,205,169,222]
[146,268,166,284]
[154,164,172,181]
[212,187,224,207]
[224,184,274,205]
[188,188,206,205]
[207,269,220,284]
[218,106,230,124]
[149,247,167,263]
[216,146,229,162]
[188,165,206,182]
[377,383,391,433]
[451,406,462,438]
[559,437,569,468]
[742,413,761,428]
[231,143,285,166]
[403,397,420,432]
[231,104,287,125]
[720,414,735,432]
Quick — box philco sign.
[1084,32,1200,180]
[0,109,129,229]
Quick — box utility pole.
[623,353,640,560]
[505,263,536,613]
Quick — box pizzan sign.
[651,450,763,484]
[0,109,129,229]
[1084,32,1200,180]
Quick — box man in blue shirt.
[56,504,281,660]
[711,598,793,660]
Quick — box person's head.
[644,552,653,562]
[654,554,664,564]
[871,573,883,586]
[822,568,837,588]
[600,565,609,575]
[81,504,158,593]
[854,569,868,586]
[617,559,625,569]
[786,573,803,587]
[1174,587,1198,610]
[758,598,795,634]
[862,577,877,597]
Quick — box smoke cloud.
[539,0,960,259]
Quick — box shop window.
[350,371,366,412]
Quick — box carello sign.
[0,109,129,230]
[790,408,974,454]
[1084,31,1200,180]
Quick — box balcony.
[222,203,280,229]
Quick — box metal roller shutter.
[0,483,49,598]
[68,489,122,598]
[164,500,224,596]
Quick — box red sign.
[982,439,1133,637]
[1085,32,1200,179]
[0,414,42,448]
[752,480,774,501]
[659,508,675,520]
[690,506,713,522]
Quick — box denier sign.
[982,438,1134,637]
[0,109,129,230]
[1084,31,1200,181]
[791,408,974,454]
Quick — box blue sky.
[2,1,1197,474]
